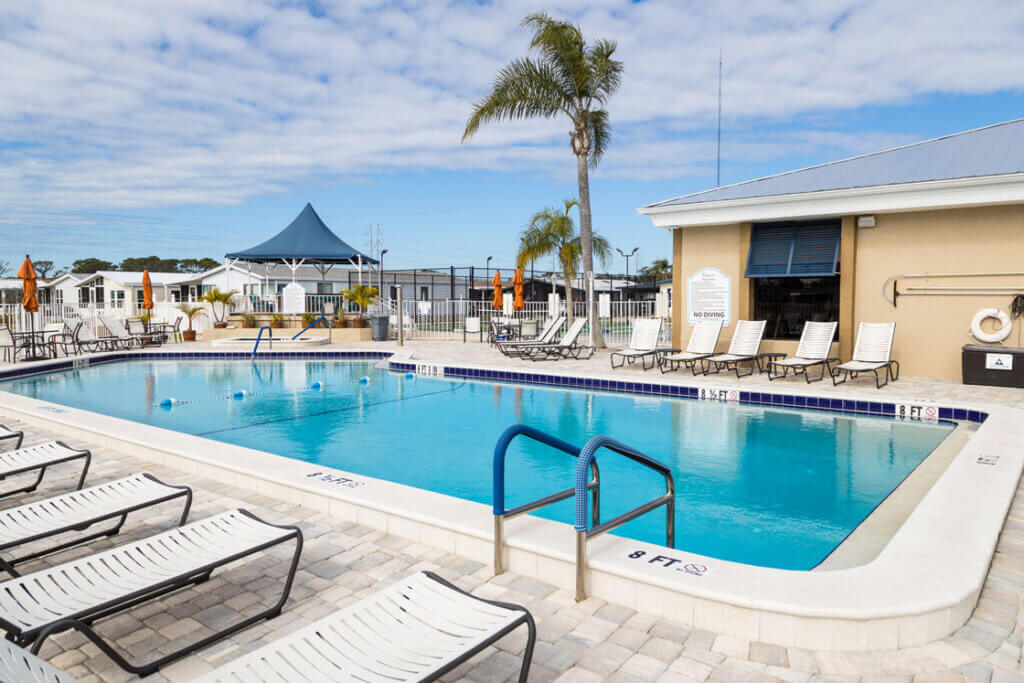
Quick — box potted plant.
[344,285,379,329]
[301,312,317,328]
[269,313,284,329]
[200,288,238,329]
[241,312,256,328]
[333,310,348,328]
[177,303,206,342]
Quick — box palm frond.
[463,58,570,141]
[588,109,611,166]
[585,39,623,104]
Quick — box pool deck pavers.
[1,340,1024,681]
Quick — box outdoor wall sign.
[687,268,731,326]
[697,385,739,402]
[985,353,1013,371]
[895,399,939,423]
[281,282,306,315]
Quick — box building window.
[316,282,333,295]
[419,286,428,301]
[389,286,398,300]
[111,290,125,308]
[136,289,145,307]
[752,277,839,340]
[746,220,841,340]
[55,290,64,307]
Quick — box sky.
[1,0,1024,275]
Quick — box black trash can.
[962,345,1024,387]
[371,315,389,341]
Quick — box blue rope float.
[154,375,374,408]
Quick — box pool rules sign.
[687,268,731,326]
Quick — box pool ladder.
[492,424,675,601]
[251,326,272,358]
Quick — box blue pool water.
[0,359,953,570]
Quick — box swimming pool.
[0,359,953,570]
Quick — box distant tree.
[516,198,611,320]
[178,259,200,273]
[639,258,671,282]
[31,260,65,279]
[72,258,115,274]
[120,256,181,272]
[197,257,220,271]
[0,261,9,278]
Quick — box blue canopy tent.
[225,203,379,284]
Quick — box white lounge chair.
[0,472,192,576]
[610,318,665,370]
[519,317,594,360]
[0,424,24,452]
[767,321,839,383]
[831,322,899,388]
[126,317,163,346]
[497,316,565,356]
[98,315,143,348]
[0,638,78,683]
[701,320,767,378]
[62,316,125,353]
[0,509,303,677]
[0,441,91,499]
[659,320,723,374]
[198,571,536,683]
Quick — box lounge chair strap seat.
[0,638,78,683]
[772,357,822,367]
[613,348,653,357]
[0,442,88,478]
[836,360,889,371]
[708,353,751,363]
[0,509,294,636]
[0,473,190,555]
[198,571,535,683]
[663,351,709,362]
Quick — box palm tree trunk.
[563,265,575,324]
[576,151,604,347]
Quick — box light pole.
[616,247,638,301]
[379,249,388,299]
[485,256,493,301]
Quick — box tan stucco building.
[640,120,1024,381]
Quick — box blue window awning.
[745,221,841,278]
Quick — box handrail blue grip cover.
[251,326,272,358]
[292,316,327,340]
[492,424,581,515]
[574,435,672,531]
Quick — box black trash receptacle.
[371,315,389,341]
[962,345,1024,387]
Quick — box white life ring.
[970,308,1012,343]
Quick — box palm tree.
[517,198,611,323]
[639,259,671,282]
[463,11,622,346]
[199,287,237,325]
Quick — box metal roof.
[647,118,1024,208]
[226,203,378,265]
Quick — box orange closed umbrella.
[491,271,502,309]
[142,270,155,310]
[17,256,38,313]
[512,269,524,311]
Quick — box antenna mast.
[716,47,722,187]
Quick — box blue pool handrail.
[292,316,327,340]
[491,424,674,602]
[491,424,600,575]
[251,326,272,358]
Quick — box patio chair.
[767,321,839,383]
[831,322,899,388]
[0,441,91,499]
[0,472,192,577]
[0,326,33,363]
[98,314,143,348]
[0,638,78,683]
[126,317,163,346]
[700,320,767,378]
[0,509,303,677]
[61,317,126,353]
[197,571,535,683]
[50,318,82,356]
[610,318,664,370]
[518,317,594,360]
[496,316,565,356]
[659,320,724,374]
[0,424,24,452]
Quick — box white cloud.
[1,0,1023,227]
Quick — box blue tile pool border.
[0,351,983,425]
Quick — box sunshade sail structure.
[226,203,378,265]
